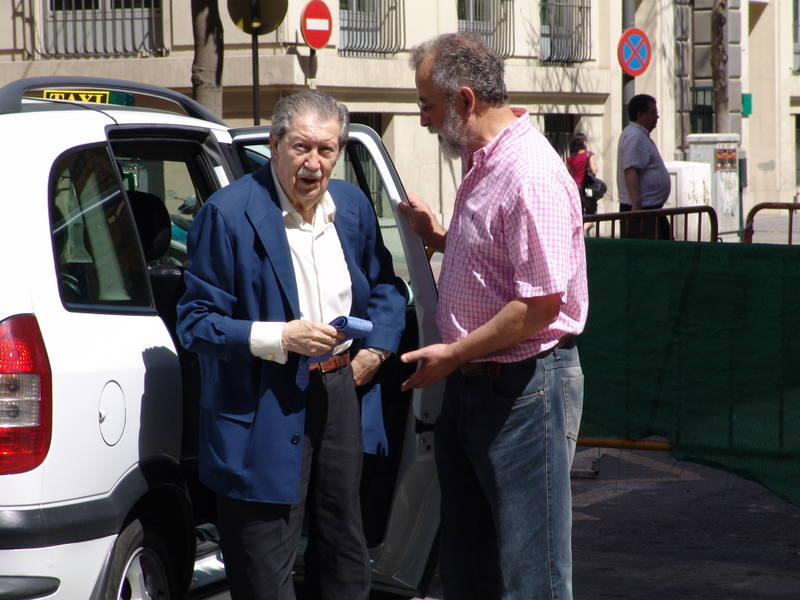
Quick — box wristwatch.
[364,347,391,363]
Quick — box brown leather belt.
[459,335,576,378]
[309,352,351,374]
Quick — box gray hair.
[409,33,507,106]
[271,90,350,147]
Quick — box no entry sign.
[301,0,332,50]
[617,28,651,77]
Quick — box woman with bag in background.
[566,133,605,233]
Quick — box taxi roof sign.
[43,89,110,103]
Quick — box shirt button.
[291,434,301,445]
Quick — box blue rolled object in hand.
[296,316,373,390]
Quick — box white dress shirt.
[249,170,352,363]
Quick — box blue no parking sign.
[617,28,651,77]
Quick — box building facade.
[1,1,796,227]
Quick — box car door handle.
[415,418,434,433]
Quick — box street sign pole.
[622,0,635,127]
[300,1,332,90]
[309,49,317,90]
[227,0,287,125]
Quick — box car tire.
[103,518,177,600]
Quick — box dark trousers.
[216,366,370,600]
[619,203,672,240]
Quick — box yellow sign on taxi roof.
[42,89,110,103]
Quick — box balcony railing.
[339,0,405,58]
[28,0,166,59]
[457,0,514,58]
[540,0,592,65]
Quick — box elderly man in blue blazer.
[177,90,405,600]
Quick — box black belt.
[459,335,576,378]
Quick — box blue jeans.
[435,346,584,600]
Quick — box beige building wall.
[5,1,796,226]
[0,1,618,228]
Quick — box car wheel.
[104,519,176,600]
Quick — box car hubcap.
[117,547,169,600]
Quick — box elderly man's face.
[271,112,341,212]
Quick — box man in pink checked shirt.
[398,33,589,600]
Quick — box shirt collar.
[630,121,651,137]
[270,165,336,226]
[464,107,530,171]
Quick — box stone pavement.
[570,447,800,600]
[195,448,800,600]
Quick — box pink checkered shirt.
[437,108,589,362]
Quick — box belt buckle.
[316,353,347,374]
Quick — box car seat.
[127,190,184,329]
[128,190,200,461]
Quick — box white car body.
[0,77,441,599]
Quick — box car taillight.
[0,315,52,474]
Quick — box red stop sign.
[301,0,332,50]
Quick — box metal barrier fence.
[742,202,800,244]
[583,205,719,242]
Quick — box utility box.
[664,161,712,240]
[687,133,741,235]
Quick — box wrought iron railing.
[584,206,720,242]
[742,202,800,244]
[543,113,577,160]
[690,87,714,134]
[540,0,592,65]
[31,0,166,58]
[339,0,405,57]
[457,0,514,58]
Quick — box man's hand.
[351,349,382,387]
[398,192,447,253]
[400,343,459,391]
[282,320,344,357]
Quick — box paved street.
[571,447,800,599]
[195,446,800,599]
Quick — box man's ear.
[269,135,280,159]
[457,86,477,115]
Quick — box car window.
[340,142,407,281]
[113,142,210,267]
[50,145,151,310]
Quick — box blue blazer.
[176,164,405,504]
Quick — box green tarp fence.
[579,238,800,506]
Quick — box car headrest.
[128,190,171,263]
